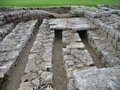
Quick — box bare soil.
[52,30,67,90]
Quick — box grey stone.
[67,79,75,90]
[0,51,19,62]
[114,31,120,41]
[41,71,53,83]
[72,49,94,66]
[73,66,120,90]
[21,73,39,82]
[32,79,39,87]
[0,23,14,38]
[66,42,85,49]
[105,55,120,66]
[40,62,52,71]
[25,54,38,73]
[42,48,52,62]
[108,34,113,43]
[73,33,81,42]
[112,39,117,48]
[0,61,14,78]
[44,85,54,90]
[0,20,37,52]
[117,42,120,50]
[0,16,4,21]
[49,18,96,30]
[109,29,115,38]
[18,82,33,90]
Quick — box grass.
[0,0,120,7]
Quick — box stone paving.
[0,5,120,90]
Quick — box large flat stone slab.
[49,18,96,30]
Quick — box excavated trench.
[1,20,105,90]
[52,30,67,90]
[0,6,120,90]
[2,20,42,90]
[78,31,105,68]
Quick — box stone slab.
[73,66,120,90]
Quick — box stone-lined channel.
[78,31,104,68]
[52,30,67,90]
[2,20,41,90]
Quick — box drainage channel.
[52,30,67,90]
[78,31,105,68]
[2,20,42,90]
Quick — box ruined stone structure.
[0,5,120,90]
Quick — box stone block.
[73,33,81,42]
[112,38,117,49]
[109,29,115,38]
[0,16,4,21]
[107,34,113,43]
[117,42,120,50]
[105,55,120,66]
[73,50,94,66]
[0,51,19,62]
[103,31,108,38]
[0,61,14,79]
[66,42,85,49]
[0,21,4,25]
[67,79,76,90]
[114,31,120,41]
[73,66,120,90]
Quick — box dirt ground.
[52,30,67,90]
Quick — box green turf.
[0,0,120,6]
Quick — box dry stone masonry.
[0,5,120,90]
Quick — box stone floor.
[0,5,120,90]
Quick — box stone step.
[18,19,54,90]
[0,20,38,80]
[73,66,120,90]
[49,18,97,31]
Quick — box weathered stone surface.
[44,85,54,90]
[71,49,94,66]
[0,23,14,40]
[18,82,33,90]
[0,61,14,78]
[0,20,38,80]
[66,42,85,49]
[67,79,75,90]
[49,18,96,30]
[41,71,53,83]
[73,33,81,42]
[73,66,120,90]
[21,73,39,82]
[32,79,39,87]
[0,51,19,62]
[0,20,37,52]
[25,54,39,73]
